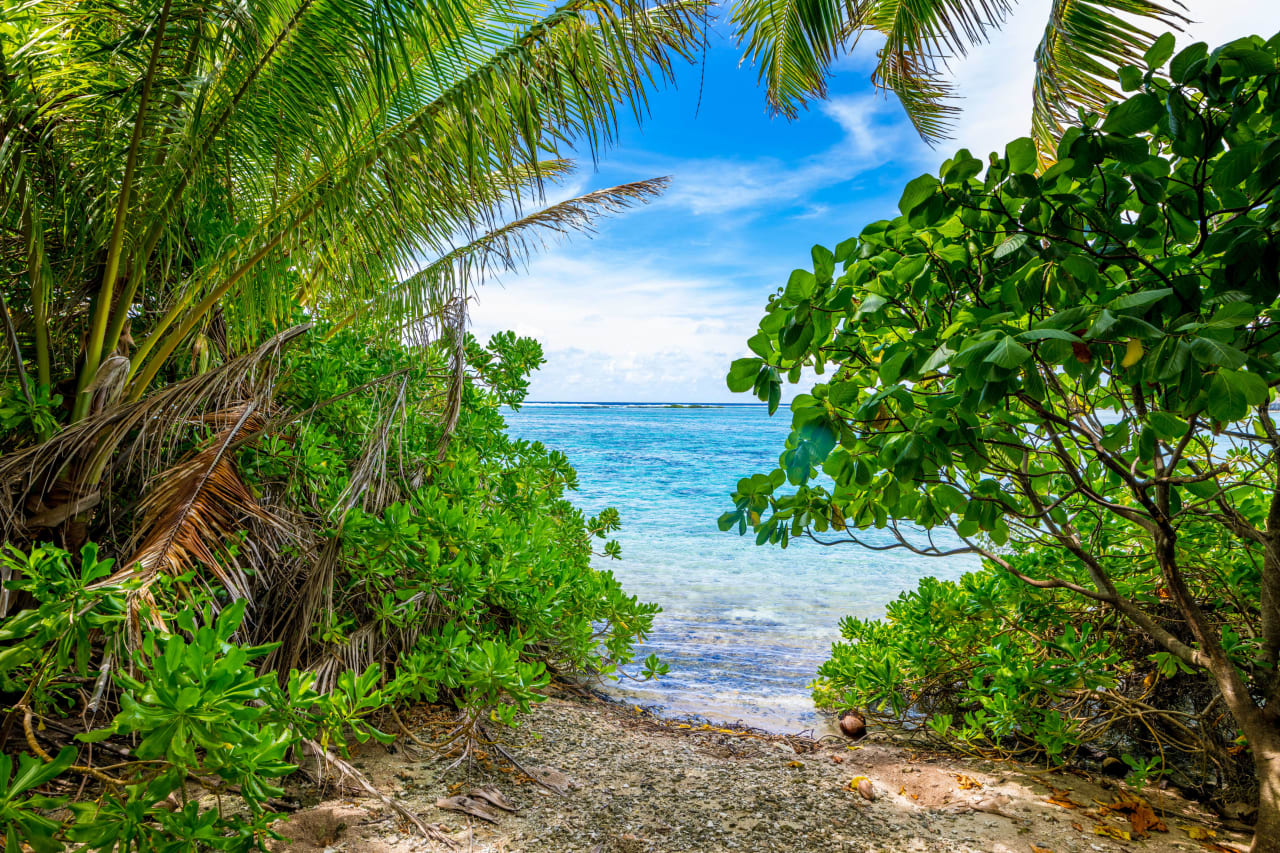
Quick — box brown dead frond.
[0,323,311,544]
[436,299,467,461]
[118,401,286,600]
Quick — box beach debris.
[1093,823,1131,841]
[469,787,517,813]
[838,711,867,740]
[1096,791,1167,837]
[526,765,573,794]
[943,793,1016,819]
[435,795,502,823]
[849,776,876,801]
[1046,787,1083,809]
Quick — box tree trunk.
[1254,744,1280,853]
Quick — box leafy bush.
[816,519,1258,794]
[723,30,1280,840]
[0,325,657,849]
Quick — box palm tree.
[729,0,1186,155]
[0,0,703,540]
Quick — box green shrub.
[723,30,1280,825]
[0,324,658,849]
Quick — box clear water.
[504,403,978,733]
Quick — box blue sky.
[469,0,1280,403]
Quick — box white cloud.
[626,91,923,218]
[470,253,767,402]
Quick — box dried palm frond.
[334,374,410,516]
[435,298,468,462]
[0,323,310,543]
[118,401,286,601]
[265,533,340,677]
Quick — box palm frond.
[1033,0,1186,159]
[123,402,282,597]
[732,0,873,117]
[0,324,310,543]
[733,0,1011,135]
[337,174,671,337]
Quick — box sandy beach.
[269,693,1246,853]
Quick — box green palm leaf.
[1033,0,1186,159]
[731,0,1184,150]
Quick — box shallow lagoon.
[505,403,976,732]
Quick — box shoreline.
[270,690,1246,852]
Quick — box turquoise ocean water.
[504,402,978,733]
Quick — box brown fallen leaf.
[1030,846,1054,853]
[831,755,844,764]
[1098,791,1167,837]
[787,760,803,768]
[1094,823,1131,841]
[469,787,517,813]
[1047,787,1082,809]
[955,774,983,790]
[1070,821,1083,832]
[435,796,502,823]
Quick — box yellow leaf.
[1121,337,1144,367]
[1182,825,1216,840]
[1094,824,1131,841]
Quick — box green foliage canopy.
[723,31,1280,843]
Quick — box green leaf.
[1017,328,1082,343]
[1005,138,1037,173]
[1144,32,1176,69]
[1207,371,1250,421]
[1222,369,1270,407]
[1109,288,1172,312]
[1171,43,1209,82]
[1102,93,1163,135]
[984,336,1032,368]
[727,358,764,393]
[10,747,75,795]
[1147,411,1188,440]
[785,269,817,300]
[1211,142,1261,194]
[898,174,940,216]
[812,245,835,283]
[1190,337,1247,369]
[994,233,1029,259]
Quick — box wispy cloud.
[612,92,929,219]
[470,252,768,402]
